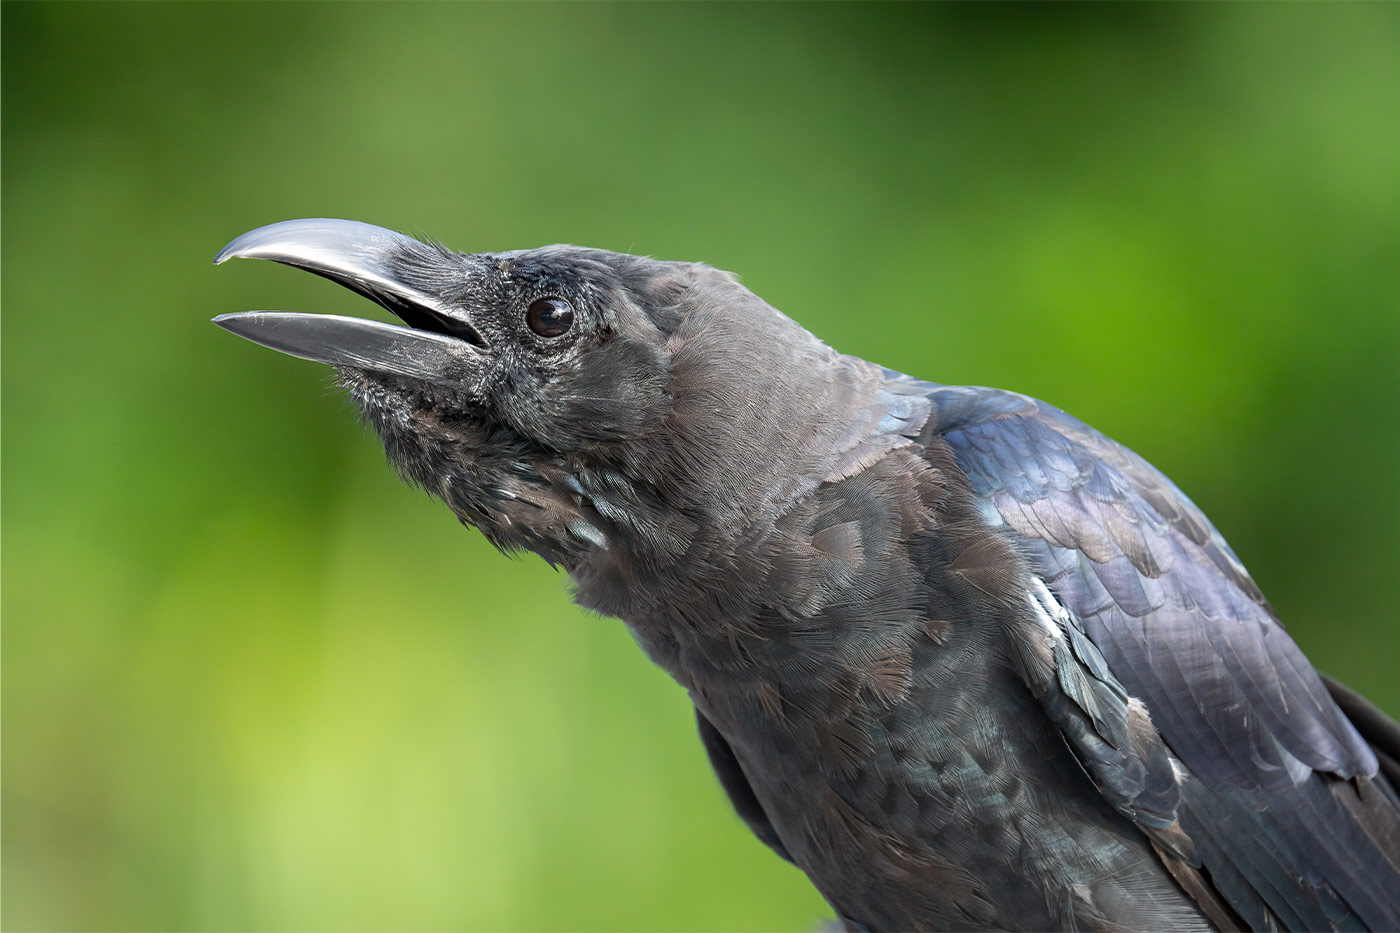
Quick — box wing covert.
[903,379,1400,930]
[915,382,1374,790]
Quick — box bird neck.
[563,360,935,684]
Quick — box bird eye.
[526,296,574,338]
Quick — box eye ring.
[526,296,574,338]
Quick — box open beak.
[212,218,487,383]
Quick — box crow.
[214,218,1400,932]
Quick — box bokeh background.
[4,3,1397,931]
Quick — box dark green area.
[3,3,1396,930]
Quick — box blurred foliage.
[3,3,1396,931]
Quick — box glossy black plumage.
[918,383,1400,930]
[214,219,1400,931]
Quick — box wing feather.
[909,380,1400,930]
[695,707,794,864]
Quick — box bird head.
[215,219,926,590]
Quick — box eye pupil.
[527,297,574,338]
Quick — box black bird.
[214,218,1400,932]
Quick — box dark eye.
[526,296,574,338]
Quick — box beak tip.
[213,239,249,265]
[211,311,261,339]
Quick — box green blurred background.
[3,3,1396,930]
